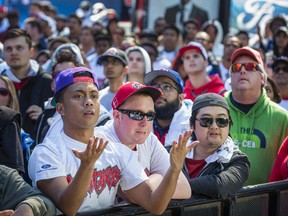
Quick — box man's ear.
[113,110,121,123]
[179,93,184,103]
[56,103,65,116]
[29,47,35,59]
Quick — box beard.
[155,96,180,120]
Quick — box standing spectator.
[144,68,192,151]
[159,25,180,63]
[126,46,151,84]
[182,18,200,44]
[225,46,288,185]
[29,66,194,215]
[67,14,82,45]
[164,0,208,31]
[269,136,288,182]
[0,29,53,139]
[218,35,242,83]
[272,56,288,110]
[181,42,225,101]
[184,93,250,198]
[96,81,193,200]
[97,47,128,111]
[202,19,224,58]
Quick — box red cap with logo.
[112,82,162,110]
[231,46,264,66]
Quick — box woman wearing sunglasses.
[0,75,19,111]
[183,93,250,199]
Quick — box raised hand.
[170,130,199,171]
[72,137,108,167]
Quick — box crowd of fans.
[0,0,287,215]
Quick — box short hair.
[183,18,200,29]
[47,37,71,50]
[52,48,81,71]
[69,14,82,25]
[94,34,112,45]
[140,42,159,57]
[163,25,180,36]
[4,28,32,48]
[25,17,42,33]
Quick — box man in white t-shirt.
[96,81,192,199]
[28,67,196,215]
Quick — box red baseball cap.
[231,46,264,66]
[112,82,162,110]
[178,41,208,60]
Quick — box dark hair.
[183,18,200,29]
[25,17,42,33]
[163,25,180,36]
[81,26,94,35]
[4,28,32,48]
[266,77,282,104]
[69,14,82,25]
[94,34,112,45]
[140,42,159,57]
[47,37,71,50]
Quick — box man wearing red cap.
[95,81,193,200]
[29,68,196,215]
[225,46,288,185]
[180,42,226,101]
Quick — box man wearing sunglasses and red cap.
[29,68,196,215]
[184,93,250,199]
[225,46,288,186]
[95,81,193,201]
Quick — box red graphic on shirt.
[66,166,122,196]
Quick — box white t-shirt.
[28,130,148,213]
[96,120,170,176]
[99,86,115,112]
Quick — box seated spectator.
[29,67,194,215]
[265,77,281,104]
[0,75,19,111]
[0,165,56,215]
[96,81,193,200]
[182,18,200,45]
[184,93,250,198]
[144,68,192,150]
[180,42,226,101]
[125,46,151,84]
[269,136,288,182]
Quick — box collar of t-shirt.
[230,94,256,114]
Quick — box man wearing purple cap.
[225,46,288,185]
[144,68,193,151]
[29,67,196,215]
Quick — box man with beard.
[145,68,193,151]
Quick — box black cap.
[272,56,288,69]
[97,47,128,66]
[192,93,229,116]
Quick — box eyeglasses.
[196,117,230,128]
[101,59,122,66]
[152,83,178,93]
[273,66,288,74]
[118,109,156,121]
[231,63,260,73]
[0,88,9,96]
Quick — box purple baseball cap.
[51,67,99,106]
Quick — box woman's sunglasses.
[118,109,156,121]
[0,88,9,96]
[231,63,260,73]
[196,117,230,128]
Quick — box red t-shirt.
[185,158,206,178]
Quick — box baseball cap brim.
[179,46,203,57]
[97,54,127,66]
[231,47,263,65]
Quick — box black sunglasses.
[118,109,156,121]
[274,66,288,74]
[0,88,9,96]
[196,117,230,128]
[231,63,260,73]
[152,82,178,93]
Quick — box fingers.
[187,141,199,151]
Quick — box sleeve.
[269,137,288,182]
[117,145,149,191]
[0,166,56,215]
[150,136,170,176]
[187,152,250,199]
[28,142,66,185]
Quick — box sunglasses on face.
[273,66,288,74]
[118,109,156,121]
[196,117,230,128]
[231,63,260,73]
[0,88,9,96]
[152,83,178,93]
